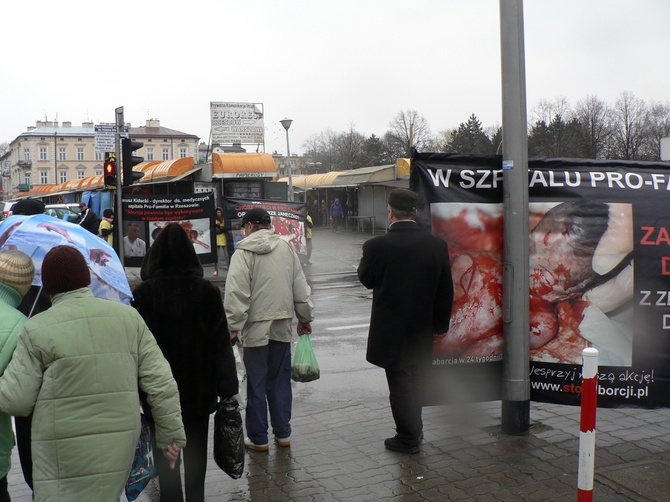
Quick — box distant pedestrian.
[357,189,454,454]
[329,198,344,232]
[0,250,35,501]
[133,223,238,502]
[98,209,114,246]
[214,207,228,276]
[224,208,314,452]
[304,211,314,265]
[0,245,186,500]
[321,200,328,226]
[77,202,99,234]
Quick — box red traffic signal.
[104,160,117,187]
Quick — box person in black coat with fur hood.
[132,223,238,502]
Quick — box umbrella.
[0,214,132,304]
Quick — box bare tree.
[333,123,366,170]
[386,110,433,157]
[572,95,612,159]
[644,100,670,160]
[608,91,649,160]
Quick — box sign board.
[210,102,264,145]
[95,125,128,153]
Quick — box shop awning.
[139,157,195,183]
[212,152,276,179]
[277,165,396,189]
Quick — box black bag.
[213,398,245,479]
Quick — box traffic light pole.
[115,107,125,266]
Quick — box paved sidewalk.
[7,227,670,500]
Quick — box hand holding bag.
[213,398,245,479]
[291,334,320,383]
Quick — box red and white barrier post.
[578,347,599,502]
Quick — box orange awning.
[212,152,276,179]
[139,157,194,183]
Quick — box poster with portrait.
[412,152,670,408]
[121,193,216,267]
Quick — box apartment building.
[2,119,199,199]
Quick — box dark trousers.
[0,475,9,502]
[385,366,423,445]
[153,414,210,502]
[14,415,33,490]
[244,341,292,444]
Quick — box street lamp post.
[280,118,294,201]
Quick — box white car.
[0,201,18,220]
[45,204,81,223]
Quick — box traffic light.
[103,152,116,187]
[122,138,145,186]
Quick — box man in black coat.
[358,188,454,454]
[77,202,98,234]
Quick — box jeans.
[244,340,292,444]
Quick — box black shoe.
[384,436,420,454]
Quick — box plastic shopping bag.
[291,334,320,383]
[125,414,157,501]
[232,342,247,410]
[213,398,245,479]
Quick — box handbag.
[213,398,245,479]
[291,334,320,383]
[125,413,157,501]
[232,341,247,410]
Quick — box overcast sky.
[1,0,668,156]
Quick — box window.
[162,148,170,161]
[179,147,187,158]
[40,171,48,184]
[77,170,85,179]
[77,147,85,161]
[95,151,103,161]
[95,169,102,176]
[23,148,30,161]
[39,146,48,161]
[59,147,67,161]
[147,148,154,161]
[59,170,67,183]
[24,172,31,185]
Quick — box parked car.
[44,205,80,223]
[0,201,18,220]
[46,203,81,215]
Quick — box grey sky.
[1,0,668,156]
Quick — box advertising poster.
[223,198,307,259]
[411,152,670,408]
[122,193,216,267]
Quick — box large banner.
[210,102,264,145]
[223,198,308,259]
[122,194,216,267]
[411,152,670,408]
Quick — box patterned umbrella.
[0,214,132,304]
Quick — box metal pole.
[578,348,598,502]
[115,107,124,266]
[500,0,530,434]
[285,128,293,201]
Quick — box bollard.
[578,347,599,502]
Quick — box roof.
[139,157,195,182]
[277,164,396,188]
[211,152,276,178]
[129,125,199,140]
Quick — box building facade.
[1,119,199,199]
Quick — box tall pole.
[280,118,294,201]
[500,0,530,434]
[115,107,125,265]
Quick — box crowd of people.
[0,188,451,500]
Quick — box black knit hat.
[42,245,91,295]
[12,198,45,216]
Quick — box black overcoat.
[132,223,238,418]
[358,220,454,369]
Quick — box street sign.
[95,124,128,153]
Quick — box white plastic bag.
[232,342,247,410]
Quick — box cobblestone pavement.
[7,227,670,501]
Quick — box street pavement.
[8,226,670,501]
